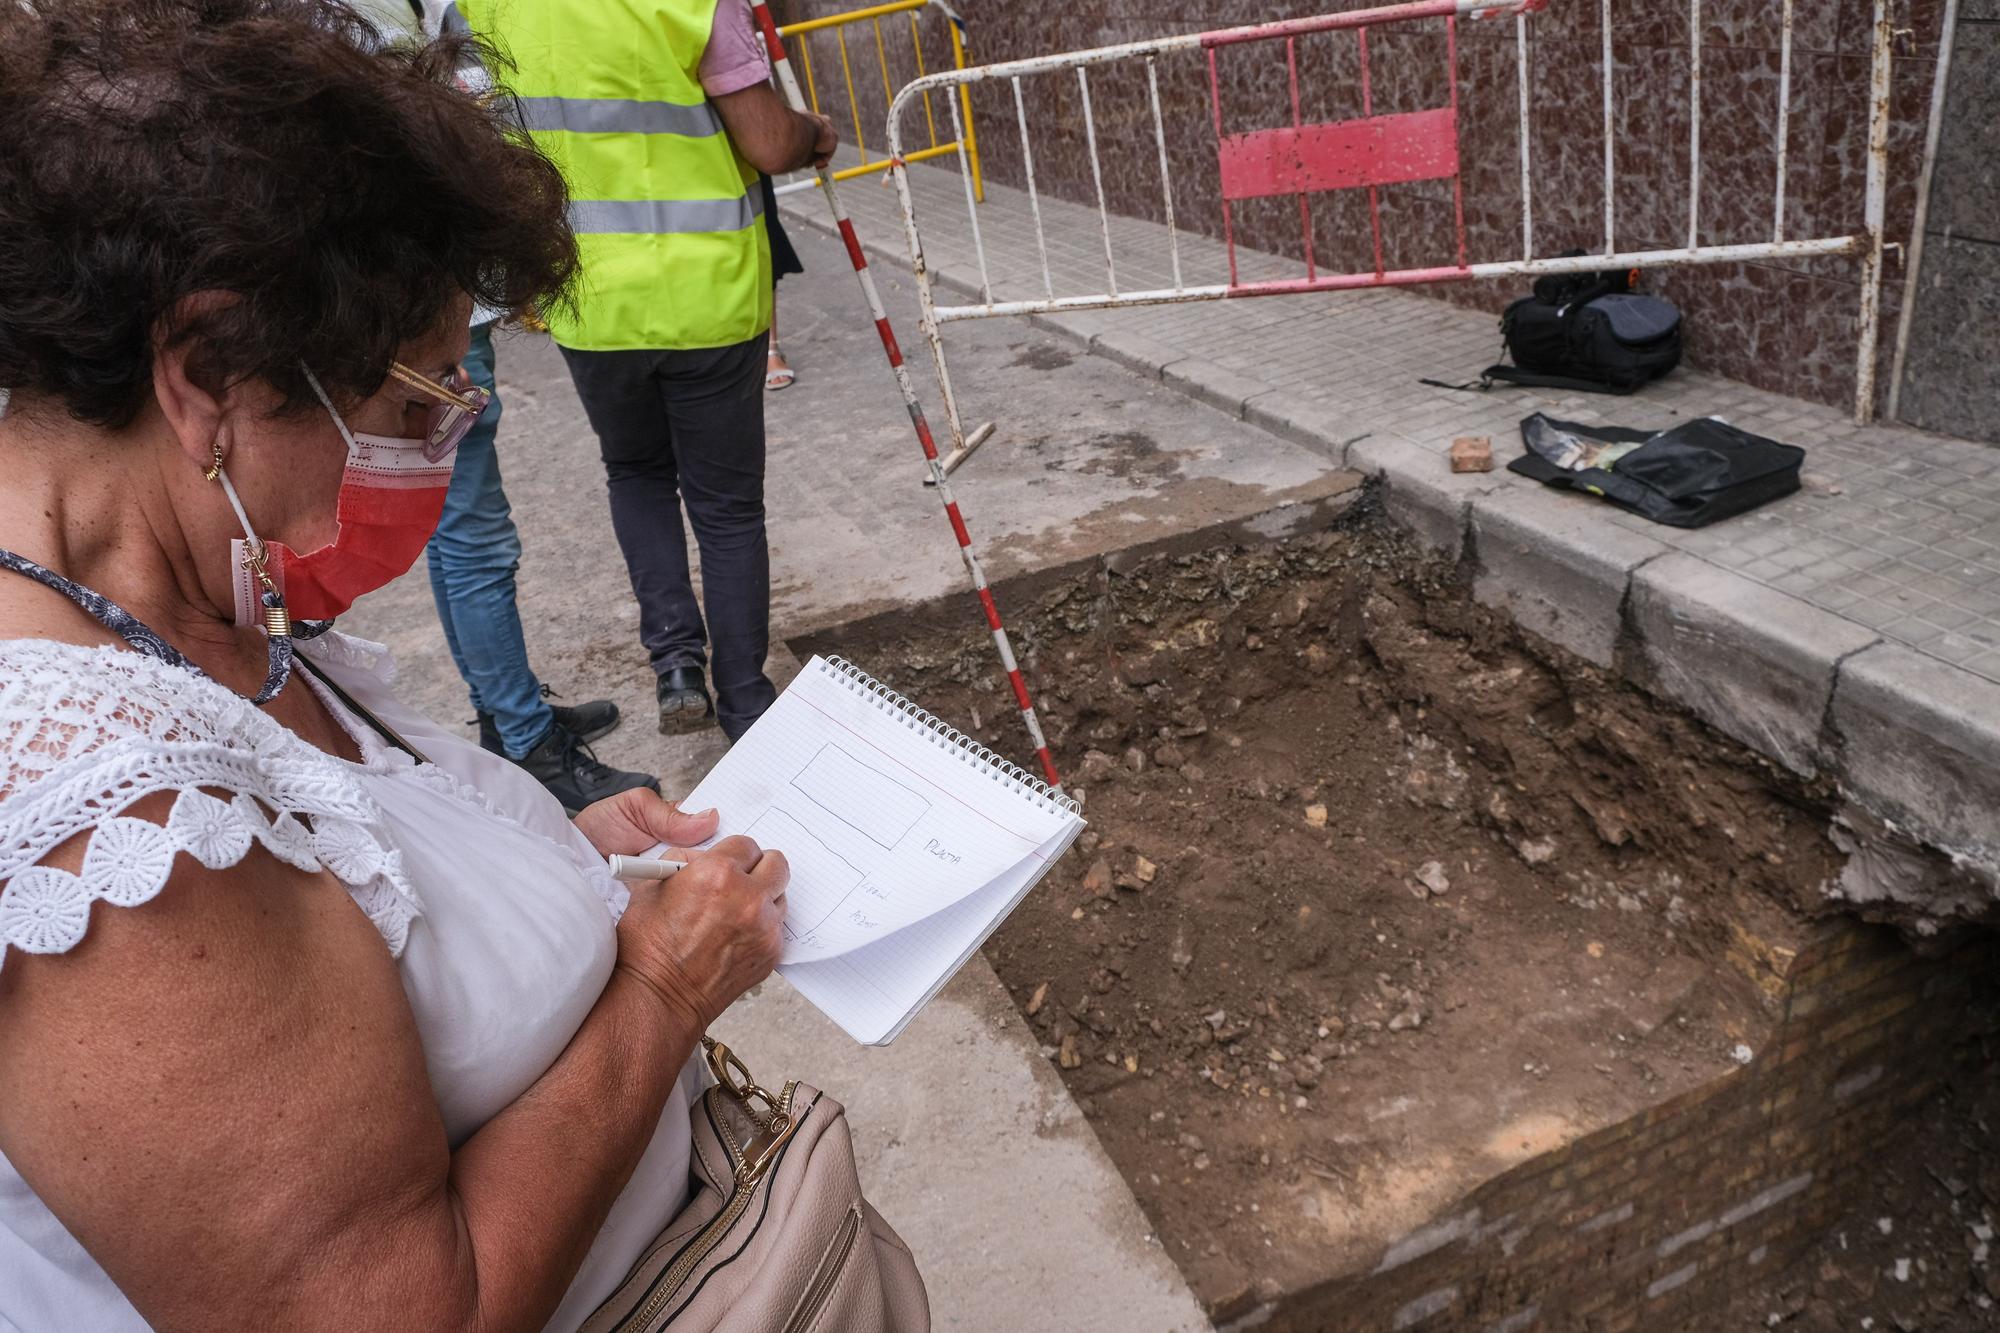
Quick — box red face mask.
[222,366,475,625]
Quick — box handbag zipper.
[618,1081,800,1330]
[780,1206,862,1333]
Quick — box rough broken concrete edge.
[1349,437,2000,913]
[782,479,1364,645]
[778,199,2000,904]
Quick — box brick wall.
[776,0,1951,415]
[1246,920,2000,1331]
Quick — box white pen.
[607,854,689,882]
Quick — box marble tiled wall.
[1893,6,1998,444]
[780,0,1949,415]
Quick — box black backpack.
[1484,261,1683,394]
[1508,413,1804,528]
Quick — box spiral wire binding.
[822,656,1081,816]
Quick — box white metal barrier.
[884,0,1898,438]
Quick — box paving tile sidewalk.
[783,158,2000,685]
[780,158,2000,896]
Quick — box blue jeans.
[425,324,554,758]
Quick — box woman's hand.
[615,836,789,1034]
[578,790,787,1030]
[573,787,719,858]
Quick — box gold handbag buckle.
[737,1112,800,1187]
[704,1039,798,1185]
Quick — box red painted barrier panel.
[1217,108,1459,200]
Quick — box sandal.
[765,347,796,392]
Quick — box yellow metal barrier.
[778,0,982,203]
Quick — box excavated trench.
[799,512,2000,1331]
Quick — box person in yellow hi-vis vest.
[453,0,833,741]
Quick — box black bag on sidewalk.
[1487,287,1683,394]
[1454,252,1680,394]
[1508,413,1803,528]
[1421,255,1683,396]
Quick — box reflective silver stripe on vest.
[517,95,723,138]
[568,190,764,235]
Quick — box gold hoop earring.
[203,440,224,482]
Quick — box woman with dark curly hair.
[0,1,792,1328]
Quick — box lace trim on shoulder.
[1,792,418,962]
[0,639,422,967]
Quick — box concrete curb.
[1162,358,1273,419]
[1828,644,2000,883]
[1084,326,1178,382]
[1348,435,1510,561]
[1243,388,1360,464]
[1468,485,1673,669]
[1627,555,1880,779]
[776,198,2000,905]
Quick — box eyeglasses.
[387,361,492,462]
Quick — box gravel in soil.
[824,519,1844,1313]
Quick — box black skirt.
[760,175,805,284]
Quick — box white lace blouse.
[0,632,700,1332]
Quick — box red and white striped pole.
[750,2,1062,791]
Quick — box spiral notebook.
[671,656,1085,1045]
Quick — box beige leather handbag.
[579,1041,929,1333]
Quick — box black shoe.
[657,666,715,735]
[552,697,621,743]
[476,691,621,755]
[515,721,659,816]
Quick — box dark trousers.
[560,333,776,739]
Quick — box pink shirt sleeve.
[699,0,771,98]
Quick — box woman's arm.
[0,795,786,1333]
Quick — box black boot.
[514,721,659,816]
[657,666,714,736]
[477,694,621,755]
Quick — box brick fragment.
[1450,435,1494,473]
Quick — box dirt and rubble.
[810,516,1853,1313]
[1730,1051,2000,1331]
